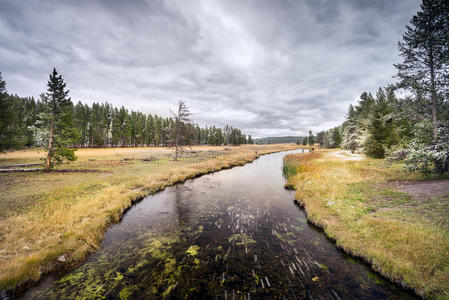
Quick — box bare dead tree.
[166,100,193,161]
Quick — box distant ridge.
[254,136,306,144]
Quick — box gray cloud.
[0,0,420,137]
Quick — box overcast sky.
[0,0,419,137]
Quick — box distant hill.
[254,136,306,144]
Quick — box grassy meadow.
[283,150,449,299]
[0,144,297,292]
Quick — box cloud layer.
[0,0,419,137]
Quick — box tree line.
[0,71,252,153]
[317,0,449,174]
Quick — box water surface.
[24,150,416,299]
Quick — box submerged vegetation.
[283,150,449,299]
[0,144,297,293]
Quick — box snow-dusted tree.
[342,105,360,151]
[403,120,449,174]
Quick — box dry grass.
[0,144,298,292]
[284,150,449,299]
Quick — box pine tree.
[342,104,361,151]
[42,68,78,171]
[330,127,342,148]
[363,88,398,158]
[0,72,15,152]
[145,114,154,146]
[24,97,38,147]
[395,0,449,140]
[308,130,315,145]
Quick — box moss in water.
[343,253,358,264]
[274,232,287,243]
[366,270,395,289]
[297,217,307,224]
[293,225,305,232]
[162,283,177,298]
[194,225,204,234]
[164,257,177,273]
[81,282,106,299]
[119,285,138,300]
[127,259,149,273]
[228,233,256,245]
[186,245,200,256]
[253,273,260,285]
[139,235,180,260]
[319,263,328,270]
[114,271,124,282]
[47,257,110,299]
[367,271,383,285]
[185,287,201,299]
[120,235,186,299]
[57,270,85,286]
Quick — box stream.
[23,150,417,299]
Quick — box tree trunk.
[45,120,54,172]
[429,48,438,141]
[175,121,179,161]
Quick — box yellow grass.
[0,144,297,292]
[284,150,449,299]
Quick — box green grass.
[284,150,449,299]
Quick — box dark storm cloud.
[0,0,420,137]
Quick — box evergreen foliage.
[308,130,315,145]
[317,126,342,149]
[253,136,304,144]
[394,0,449,140]
[0,72,249,153]
[318,0,449,174]
[0,72,16,152]
[40,68,79,171]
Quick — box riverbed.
[23,150,416,299]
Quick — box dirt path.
[330,150,364,161]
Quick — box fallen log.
[0,168,43,173]
[0,163,42,168]
[0,168,102,173]
[52,169,102,173]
